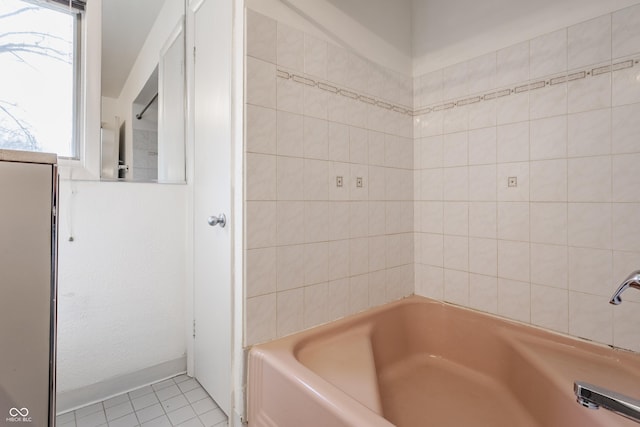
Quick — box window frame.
[69,7,82,161]
[57,0,100,180]
[41,0,85,162]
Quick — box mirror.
[132,67,159,181]
[100,0,186,183]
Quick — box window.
[0,0,83,158]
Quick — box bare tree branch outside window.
[0,0,75,155]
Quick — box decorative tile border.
[277,69,414,116]
[414,58,638,116]
[277,56,639,118]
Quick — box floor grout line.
[60,375,227,427]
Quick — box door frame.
[184,0,245,424]
[230,0,246,424]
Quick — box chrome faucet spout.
[574,381,640,423]
[610,270,640,305]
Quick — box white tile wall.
[530,29,567,79]
[414,3,640,352]
[245,10,414,346]
[246,4,640,353]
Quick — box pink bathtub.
[248,296,640,426]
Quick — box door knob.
[207,213,226,228]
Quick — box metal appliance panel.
[0,156,57,427]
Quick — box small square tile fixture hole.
[356,177,363,188]
[336,176,343,187]
[508,176,517,187]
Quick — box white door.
[192,0,232,416]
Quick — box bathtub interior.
[294,298,640,427]
[371,303,538,426]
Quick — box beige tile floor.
[56,375,228,427]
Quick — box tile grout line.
[609,16,615,346]
[75,376,227,427]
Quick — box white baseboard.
[56,356,187,414]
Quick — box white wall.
[54,0,190,409]
[246,0,413,75]
[412,0,640,75]
[101,96,118,128]
[56,180,188,408]
[100,97,119,179]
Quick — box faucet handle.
[610,270,640,305]
[574,380,640,422]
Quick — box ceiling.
[101,0,165,99]
[325,0,412,59]
[411,0,640,73]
